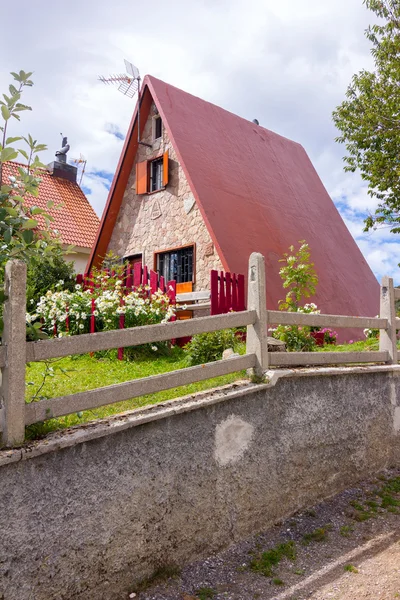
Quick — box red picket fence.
[210,270,246,315]
[75,265,176,360]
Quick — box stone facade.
[107,103,223,290]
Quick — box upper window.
[153,115,162,140]
[136,151,169,195]
[156,246,194,283]
[150,157,163,192]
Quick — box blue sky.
[0,0,398,283]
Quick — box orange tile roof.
[3,161,100,249]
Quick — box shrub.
[26,254,75,306]
[184,329,236,365]
[270,324,316,352]
[321,327,338,344]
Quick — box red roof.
[90,75,379,318]
[4,161,99,249]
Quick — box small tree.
[278,241,318,311]
[0,70,63,335]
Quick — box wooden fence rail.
[0,254,397,447]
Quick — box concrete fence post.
[1,260,27,447]
[379,275,397,364]
[246,252,269,377]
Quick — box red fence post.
[133,262,142,288]
[225,272,232,312]
[231,273,238,311]
[210,270,219,315]
[150,270,158,294]
[237,273,245,310]
[118,297,125,360]
[219,271,226,314]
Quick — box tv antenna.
[99,59,140,99]
[99,60,151,147]
[71,154,87,187]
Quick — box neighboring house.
[4,159,99,273]
[89,75,379,316]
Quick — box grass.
[344,564,359,574]
[25,346,247,439]
[317,338,379,353]
[249,541,296,578]
[195,587,216,599]
[340,525,354,537]
[302,525,331,545]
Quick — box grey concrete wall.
[1,366,400,600]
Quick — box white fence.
[0,254,397,447]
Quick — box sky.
[1,0,398,283]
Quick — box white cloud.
[1,0,398,281]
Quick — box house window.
[156,246,194,283]
[150,157,163,192]
[153,116,162,140]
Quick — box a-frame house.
[89,75,379,316]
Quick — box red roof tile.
[3,161,99,249]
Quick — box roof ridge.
[145,74,303,147]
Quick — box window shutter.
[163,150,169,187]
[136,160,148,194]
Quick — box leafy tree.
[333,0,400,234]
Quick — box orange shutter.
[163,150,169,187]
[136,160,148,194]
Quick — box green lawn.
[25,337,383,440]
[25,347,247,440]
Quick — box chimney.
[47,135,77,183]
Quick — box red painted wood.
[219,271,226,314]
[237,273,245,310]
[125,267,133,292]
[90,297,96,334]
[118,297,125,360]
[150,270,158,294]
[76,273,83,285]
[133,262,142,287]
[159,275,165,293]
[225,272,232,312]
[231,273,238,311]
[210,270,219,315]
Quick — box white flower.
[79,324,84,329]
[75,284,81,290]
[151,345,158,351]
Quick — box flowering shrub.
[321,327,338,344]
[29,281,175,338]
[364,324,379,339]
[184,329,236,365]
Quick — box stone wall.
[1,365,399,600]
[107,103,223,290]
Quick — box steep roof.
[4,161,99,249]
[90,75,379,317]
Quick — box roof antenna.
[71,154,87,187]
[99,60,151,147]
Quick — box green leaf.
[30,207,45,215]
[3,228,11,243]
[6,136,22,145]
[1,104,10,120]
[21,219,38,230]
[0,147,18,162]
[5,207,18,217]
[18,148,29,161]
[22,229,34,244]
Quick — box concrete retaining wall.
[1,365,400,600]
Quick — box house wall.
[63,246,91,274]
[1,366,400,600]
[107,103,223,290]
